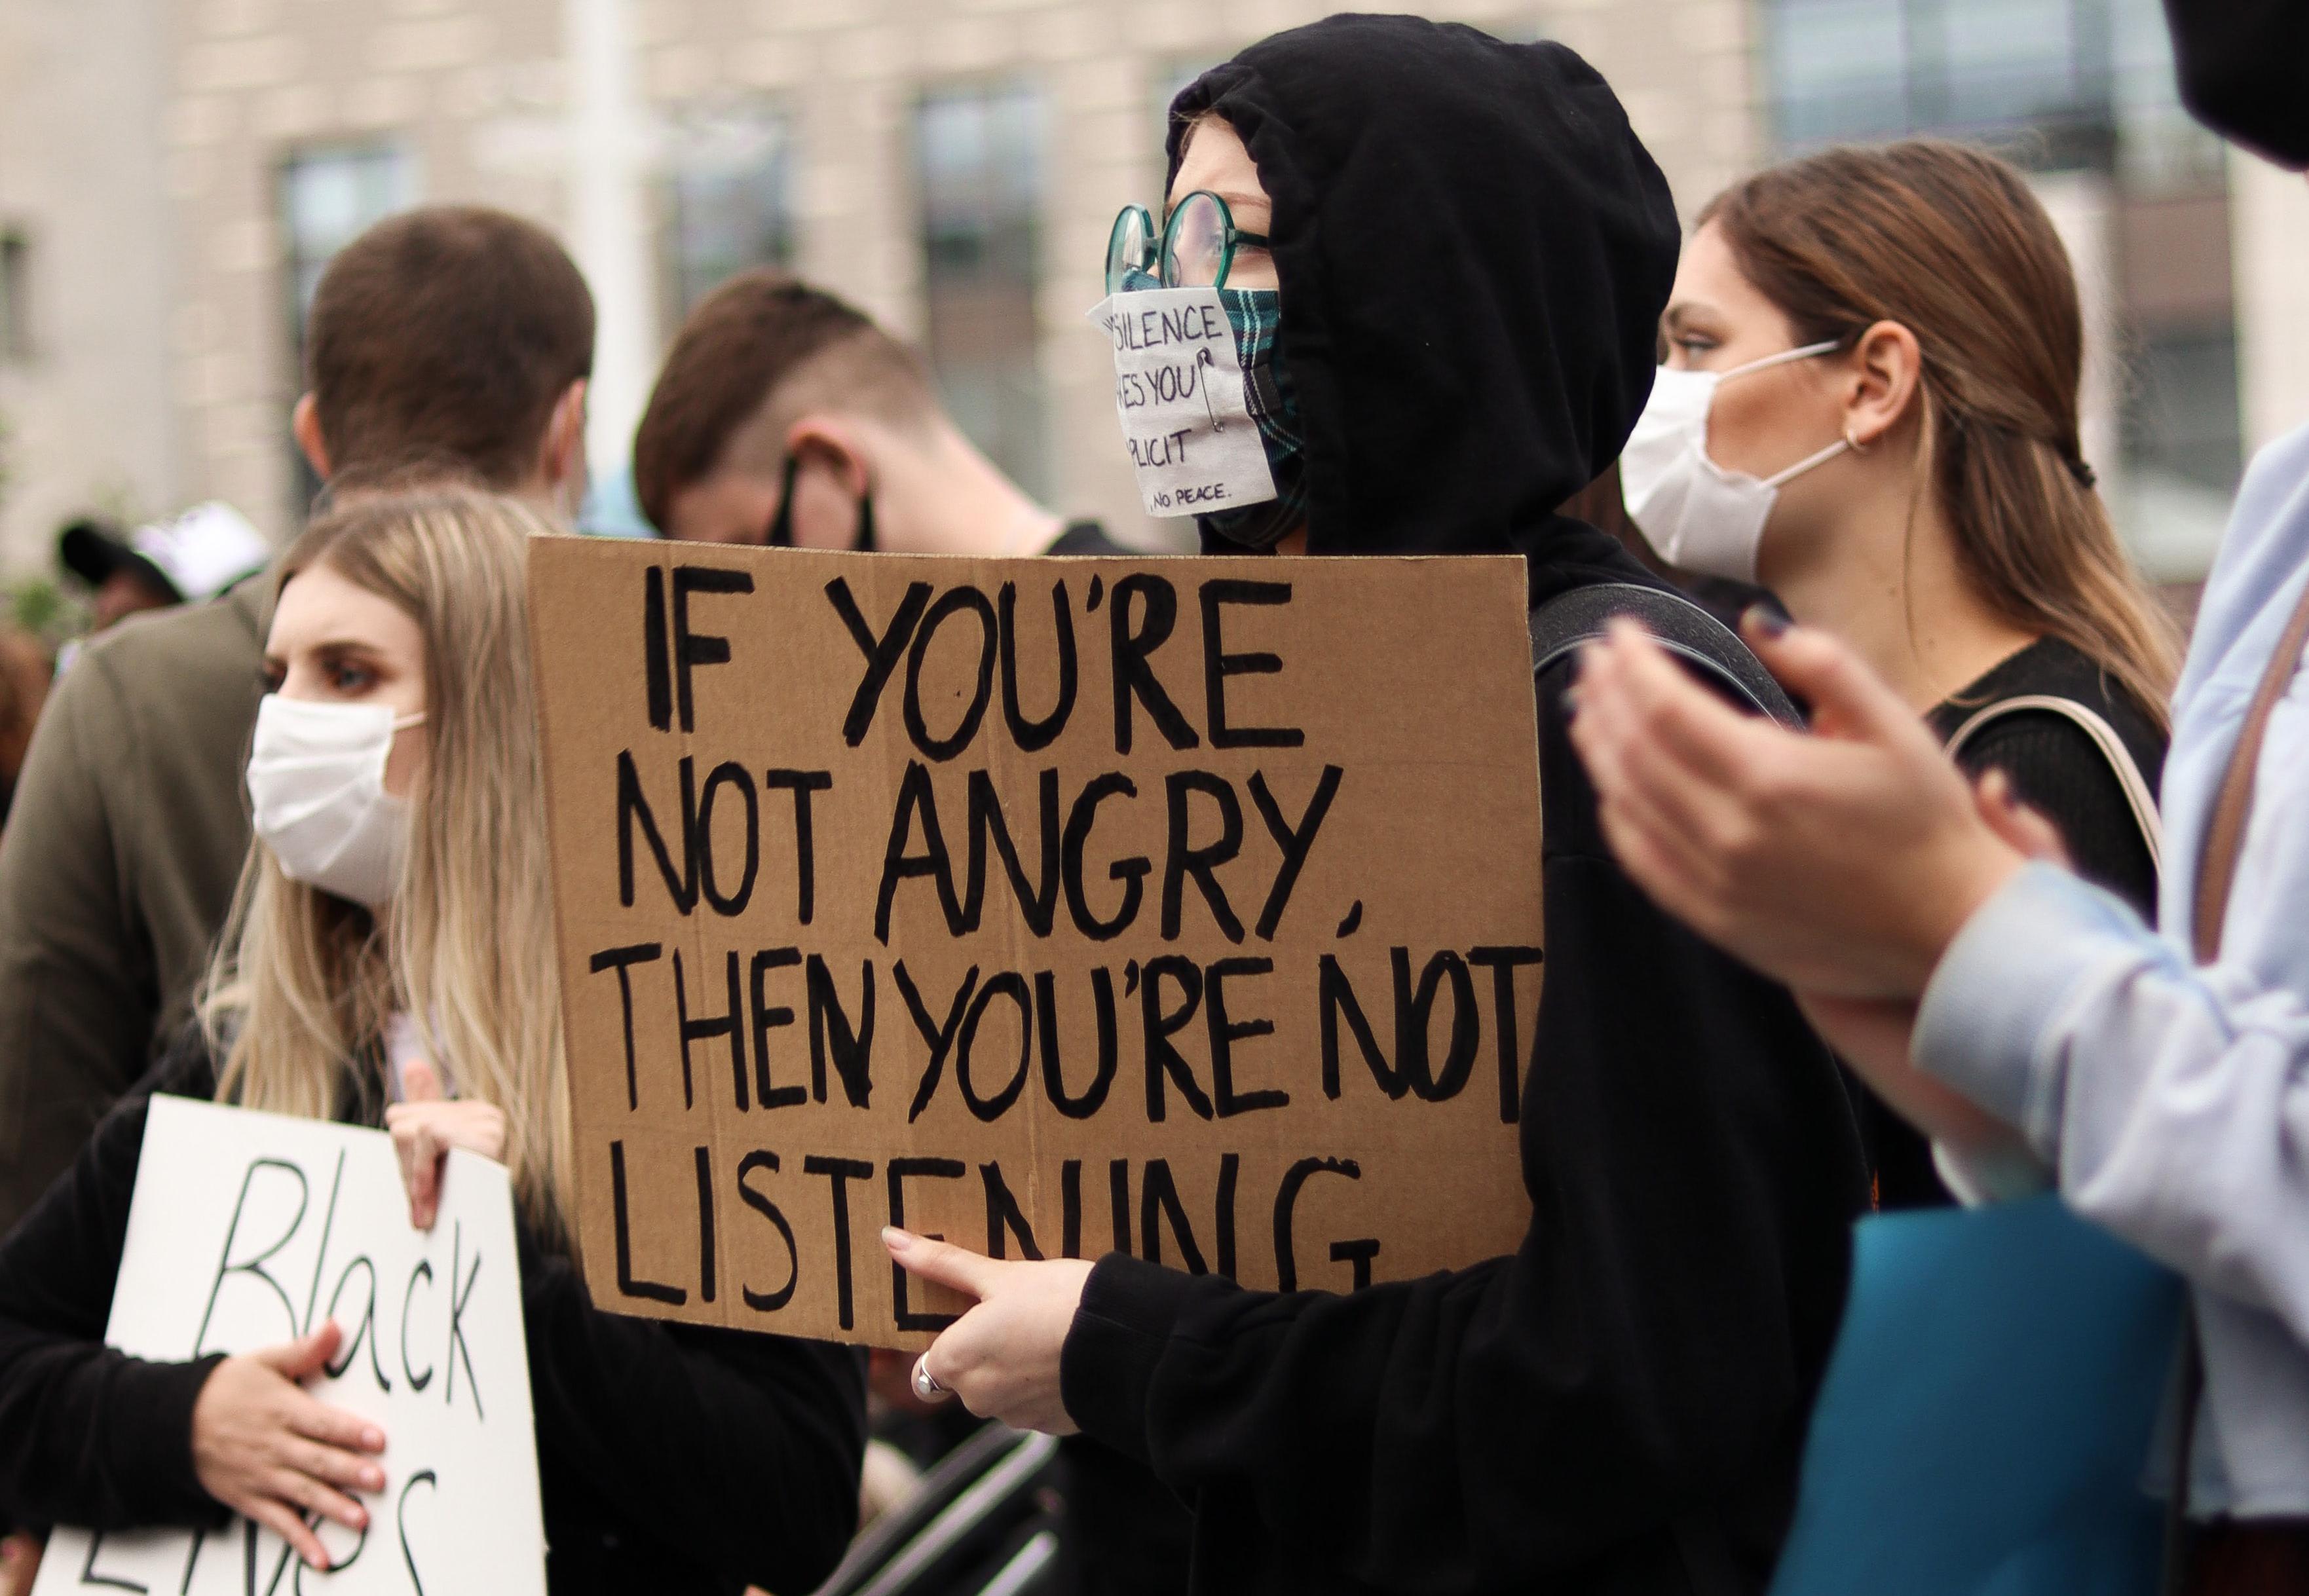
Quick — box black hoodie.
[1057,19,1871,1596]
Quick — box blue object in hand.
[1771,1195,2184,1596]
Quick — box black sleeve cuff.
[1059,1253,1201,1466]
[111,1353,229,1525]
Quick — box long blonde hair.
[201,489,577,1247]
[1700,140,2183,730]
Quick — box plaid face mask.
[1200,287,1307,549]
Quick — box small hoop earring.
[1842,428,1872,455]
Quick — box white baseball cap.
[61,501,270,604]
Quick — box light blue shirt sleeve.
[1915,861,2309,1351]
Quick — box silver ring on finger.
[912,1354,951,1403]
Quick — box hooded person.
[882,18,1872,1596]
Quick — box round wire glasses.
[1105,191,1271,295]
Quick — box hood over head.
[1167,16,1680,596]
[2160,0,2309,170]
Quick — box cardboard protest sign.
[1089,288,1277,517]
[531,541,1543,1349]
[36,1096,546,1596]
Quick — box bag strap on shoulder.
[1528,582,1804,730]
[1943,694,2164,878]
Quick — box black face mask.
[2162,0,2309,168]
[765,452,877,550]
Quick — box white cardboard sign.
[35,1096,547,1596]
[1090,286,1277,517]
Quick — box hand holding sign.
[189,1319,388,1568]
[386,1057,507,1231]
[886,1227,1091,1435]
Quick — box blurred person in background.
[1567,0,2309,1585]
[56,502,271,638]
[884,18,1872,1595]
[0,204,595,1240]
[0,633,48,828]
[0,489,866,1593]
[1626,139,2181,1206]
[634,269,1124,557]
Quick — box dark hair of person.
[1700,139,2182,728]
[631,270,932,533]
[305,206,595,490]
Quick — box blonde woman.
[0,490,866,1594]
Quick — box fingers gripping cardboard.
[531,543,1543,1348]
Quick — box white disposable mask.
[247,695,427,910]
[1619,340,1847,582]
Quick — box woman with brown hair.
[1619,139,2182,1207]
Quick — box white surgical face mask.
[1619,340,1847,582]
[247,695,427,910]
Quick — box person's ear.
[1841,321,1924,453]
[540,379,589,501]
[782,415,874,498]
[291,394,333,481]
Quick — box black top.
[1055,22,1872,1595]
[0,1033,868,1596]
[2164,0,2309,168]
[1858,637,2168,1209]
[1047,521,1128,557]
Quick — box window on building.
[1762,0,2243,572]
[661,106,796,328]
[1765,0,2130,154]
[0,231,29,362]
[2123,324,2242,492]
[276,143,416,511]
[916,82,1047,499]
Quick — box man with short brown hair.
[633,270,1116,557]
[292,205,594,502]
[0,204,595,1233]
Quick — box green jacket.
[0,582,266,1230]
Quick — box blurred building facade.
[0,0,2303,574]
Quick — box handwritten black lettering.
[998,580,1077,751]
[1199,580,1304,749]
[747,948,806,1110]
[589,943,662,1111]
[956,972,1032,1123]
[903,587,997,761]
[802,1155,872,1332]
[673,950,744,1111]
[1161,771,1244,942]
[735,1151,800,1312]
[886,1158,965,1331]
[610,1141,686,1306]
[1140,956,1214,1123]
[1247,767,1342,940]
[763,770,832,924]
[671,565,753,733]
[1062,774,1150,940]
[805,956,875,1109]
[981,1162,1044,1260]
[826,578,930,746]
[193,1159,308,1358]
[1468,946,1544,1124]
[1109,575,1199,754]
[1035,967,1117,1119]
[1273,1157,1364,1293]
[896,961,978,1123]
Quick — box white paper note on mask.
[1089,286,1277,517]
